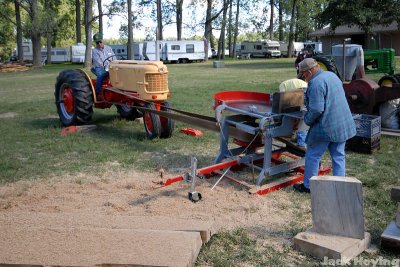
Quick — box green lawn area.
[0,58,399,265]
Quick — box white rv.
[240,40,281,58]
[279,41,304,57]
[303,41,323,54]
[70,43,86,63]
[41,48,70,63]
[110,44,128,60]
[134,40,212,63]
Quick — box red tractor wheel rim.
[63,87,74,114]
[145,113,153,133]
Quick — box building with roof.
[310,22,400,55]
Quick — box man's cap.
[297,58,318,78]
[93,32,103,42]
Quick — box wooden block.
[0,225,202,267]
[294,229,370,265]
[381,221,400,251]
[310,176,365,239]
[272,90,304,114]
[0,212,216,243]
[391,186,400,202]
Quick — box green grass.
[0,58,399,265]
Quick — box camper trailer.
[134,40,211,63]
[163,40,209,63]
[303,41,322,54]
[41,48,70,63]
[240,40,281,58]
[279,41,304,57]
[110,44,128,60]
[70,43,86,63]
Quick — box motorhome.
[240,40,281,58]
[279,41,304,57]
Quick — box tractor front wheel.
[160,101,175,138]
[55,70,93,126]
[143,103,161,139]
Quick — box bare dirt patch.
[0,169,311,249]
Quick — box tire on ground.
[160,101,175,138]
[143,102,162,139]
[116,104,142,121]
[55,70,93,126]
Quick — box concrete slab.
[0,212,216,243]
[381,221,400,251]
[391,186,400,202]
[294,229,370,265]
[310,176,365,239]
[0,224,202,267]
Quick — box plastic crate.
[353,114,381,138]
[346,134,380,154]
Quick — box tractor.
[54,58,174,139]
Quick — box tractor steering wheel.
[102,55,115,71]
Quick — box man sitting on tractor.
[91,32,115,96]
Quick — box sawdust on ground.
[0,168,312,250]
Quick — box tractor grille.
[145,73,168,92]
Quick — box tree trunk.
[217,0,227,59]
[76,0,81,43]
[294,5,299,41]
[232,0,240,59]
[287,0,296,58]
[30,0,42,67]
[84,0,93,68]
[278,0,283,41]
[227,0,233,57]
[14,0,23,64]
[176,0,183,40]
[204,0,212,45]
[269,0,274,40]
[156,0,163,40]
[45,0,52,65]
[97,0,103,34]
[127,0,133,59]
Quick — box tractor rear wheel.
[160,101,175,138]
[313,56,339,76]
[55,70,93,126]
[143,102,161,139]
[379,75,399,87]
[116,104,142,121]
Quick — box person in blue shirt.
[294,58,356,193]
[91,32,115,96]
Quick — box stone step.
[0,211,216,243]
[294,229,370,265]
[0,224,202,266]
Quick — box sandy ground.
[0,168,311,251]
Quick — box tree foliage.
[317,0,400,34]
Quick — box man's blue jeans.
[303,141,346,189]
[91,67,108,94]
